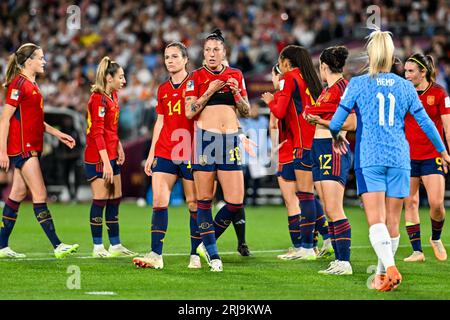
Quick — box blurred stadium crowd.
[0,0,450,202]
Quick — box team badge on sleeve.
[445,96,450,108]
[10,89,20,101]
[186,80,194,92]
[242,79,246,90]
[98,106,106,117]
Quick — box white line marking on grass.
[0,244,433,262]
[85,291,117,296]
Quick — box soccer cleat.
[108,244,138,257]
[54,243,79,259]
[377,266,402,292]
[210,259,223,272]
[318,260,339,274]
[370,274,386,290]
[297,247,317,261]
[277,247,302,260]
[403,251,425,262]
[132,252,163,269]
[430,238,447,261]
[317,238,334,259]
[0,247,26,259]
[313,247,319,255]
[196,243,211,266]
[237,243,252,256]
[321,261,352,275]
[92,246,112,258]
[188,255,202,269]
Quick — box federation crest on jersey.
[10,89,20,101]
[199,155,207,166]
[186,80,194,92]
[445,96,450,108]
[98,106,106,117]
[427,96,435,106]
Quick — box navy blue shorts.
[152,156,193,180]
[9,151,40,169]
[411,158,444,177]
[276,162,296,181]
[311,138,352,186]
[293,148,312,172]
[85,159,121,182]
[192,128,242,172]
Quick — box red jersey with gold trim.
[277,117,294,164]
[155,75,194,161]
[405,83,450,160]
[5,74,45,156]
[305,78,348,120]
[268,68,316,150]
[185,65,247,107]
[85,91,120,163]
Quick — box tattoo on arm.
[235,95,250,118]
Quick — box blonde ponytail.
[366,30,395,76]
[91,56,121,93]
[3,43,40,88]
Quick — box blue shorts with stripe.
[293,148,312,172]
[192,128,242,172]
[152,156,193,180]
[85,159,121,182]
[9,151,40,169]
[311,138,352,186]
[276,162,296,181]
[411,157,444,177]
[355,166,410,198]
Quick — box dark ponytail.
[407,53,436,82]
[279,45,322,101]
[319,46,349,74]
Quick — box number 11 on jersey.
[377,92,395,126]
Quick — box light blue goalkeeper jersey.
[329,72,445,170]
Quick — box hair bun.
[333,46,349,68]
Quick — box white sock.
[94,244,104,251]
[110,244,121,249]
[369,223,395,271]
[376,235,400,275]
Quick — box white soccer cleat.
[317,238,334,259]
[277,247,300,260]
[188,255,202,269]
[318,260,339,274]
[403,251,425,262]
[321,260,353,275]
[0,247,26,259]
[210,259,223,272]
[108,244,138,257]
[196,243,211,266]
[92,245,112,258]
[297,247,317,261]
[54,243,79,259]
[133,251,164,269]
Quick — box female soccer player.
[0,43,79,259]
[132,42,202,269]
[262,45,328,261]
[403,53,450,262]
[85,56,136,258]
[329,30,450,292]
[305,46,355,275]
[184,29,250,272]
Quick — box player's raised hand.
[0,151,10,172]
[332,134,349,155]
[58,132,76,149]
[261,92,274,105]
[305,114,322,124]
[207,79,226,94]
[226,77,240,95]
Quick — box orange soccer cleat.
[370,274,386,290]
[429,238,447,261]
[377,266,402,292]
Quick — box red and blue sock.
[297,192,316,249]
[151,207,168,255]
[431,218,445,241]
[90,199,107,245]
[314,199,330,240]
[333,218,351,262]
[406,223,422,252]
[214,202,243,240]
[106,198,121,246]
[198,200,219,260]
[189,210,202,255]
[0,198,21,249]
[288,214,302,248]
[33,203,61,249]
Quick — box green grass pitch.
[0,203,449,300]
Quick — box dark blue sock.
[288,214,302,248]
[189,210,202,255]
[328,221,338,260]
[197,200,219,260]
[106,198,121,246]
[297,192,316,249]
[33,203,61,249]
[232,207,247,245]
[90,199,106,245]
[431,218,445,241]
[406,223,422,252]
[151,207,168,255]
[0,198,21,249]
[314,199,330,240]
[214,202,243,240]
[333,218,351,262]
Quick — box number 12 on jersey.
[377,92,395,126]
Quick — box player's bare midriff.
[197,104,239,134]
[314,123,347,139]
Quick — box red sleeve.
[185,72,199,98]
[268,74,293,119]
[438,88,450,116]
[238,70,248,98]
[5,78,25,107]
[90,94,107,151]
[155,86,163,115]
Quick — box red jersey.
[305,78,348,120]
[277,117,294,164]
[5,74,45,156]
[268,68,316,150]
[155,75,194,161]
[185,65,247,107]
[405,83,450,160]
[85,91,120,163]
